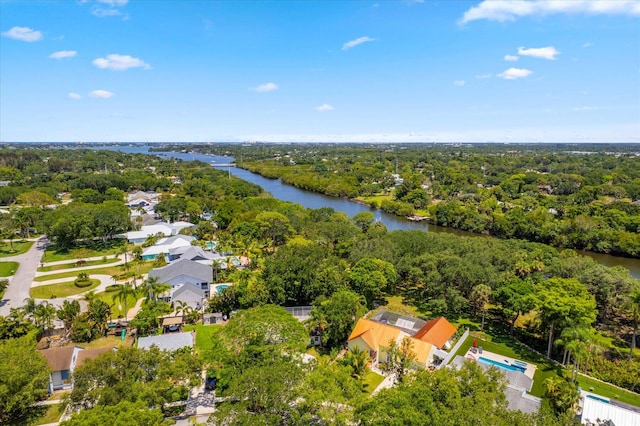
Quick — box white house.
[170,283,205,310]
[141,235,194,261]
[126,222,195,244]
[38,346,83,393]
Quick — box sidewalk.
[35,256,125,277]
[40,254,124,268]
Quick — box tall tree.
[309,290,366,348]
[112,283,137,321]
[57,300,81,332]
[625,285,640,361]
[470,284,492,331]
[0,333,50,424]
[535,278,597,359]
[382,336,417,384]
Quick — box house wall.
[173,292,203,309]
[348,337,377,364]
[167,275,210,291]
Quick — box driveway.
[0,237,47,316]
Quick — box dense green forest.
[1,147,639,424]
[179,143,640,258]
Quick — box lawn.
[452,331,640,406]
[41,240,128,263]
[33,262,154,282]
[363,370,385,393]
[28,403,63,425]
[0,261,19,277]
[0,240,33,258]
[30,279,100,299]
[38,257,121,272]
[69,334,134,349]
[184,323,222,360]
[367,295,420,319]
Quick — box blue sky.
[1,0,639,143]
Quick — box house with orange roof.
[413,317,457,350]
[348,318,435,368]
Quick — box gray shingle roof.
[137,332,193,352]
[148,258,212,283]
[172,282,204,299]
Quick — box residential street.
[0,237,47,316]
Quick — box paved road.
[0,237,47,316]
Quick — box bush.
[74,278,93,288]
[105,284,121,292]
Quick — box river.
[97,144,640,278]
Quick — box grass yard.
[30,279,100,299]
[42,240,128,263]
[68,334,134,349]
[184,323,222,360]
[0,261,19,277]
[452,331,640,406]
[38,257,121,272]
[0,240,33,257]
[33,262,154,282]
[368,295,420,319]
[363,370,385,393]
[28,403,63,425]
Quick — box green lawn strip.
[576,374,640,406]
[42,241,128,263]
[184,323,222,360]
[30,279,100,299]
[95,292,139,319]
[38,257,121,272]
[28,403,63,425]
[0,240,34,258]
[33,262,154,282]
[0,261,19,277]
[363,370,385,393]
[452,331,640,405]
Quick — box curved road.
[0,237,47,316]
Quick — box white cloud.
[91,7,121,17]
[315,104,335,112]
[253,82,278,92]
[573,106,596,111]
[518,46,560,60]
[1,26,43,42]
[476,73,492,79]
[49,50,77,59]
[93,54,151,71]
[96,0,128,5]
[342,36,376,50]
[89,90,115,98]
[504,54,519,61]
[498,67,533,80]
[460,0,640,24]
[453,80,466,86]
[67,92,81,100]
[582,42,592,48]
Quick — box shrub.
[105,284,121,292]
[74,277,93,288]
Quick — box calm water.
[97,144,640,278]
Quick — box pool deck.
[463,348,536,380]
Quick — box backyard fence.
[438,328,469,369]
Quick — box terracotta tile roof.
[38,347,75,372]
[413,317,456,348]
[348,318,433,365]
[75,347,113,368]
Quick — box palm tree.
[22,297,37,322]
[87,299,111,335]
[143,276,171,302]
[341,346,370,380]
[34,302,57,333]
[626,287,640,361]
[112,282,136,321]
[174,300,189,317]
[470,284,492,331]
[82,290,98,305]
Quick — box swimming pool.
[213,284,229,295]
[586,394,610,404]
[478,356,527,373]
